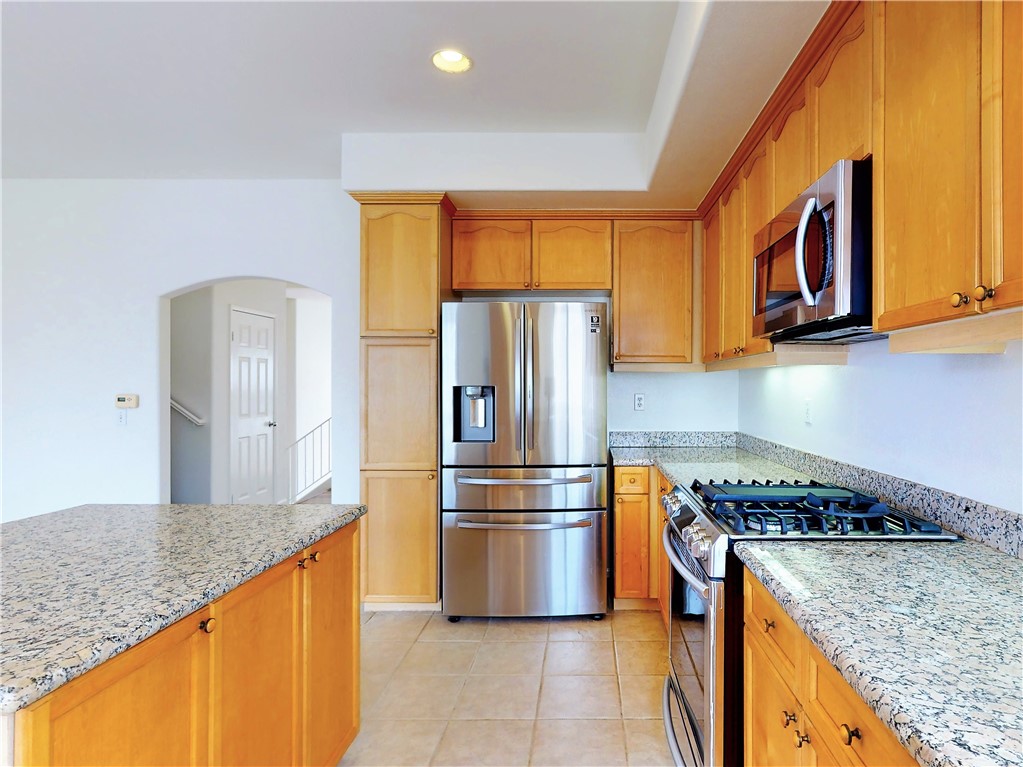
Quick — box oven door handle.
[794,196,819,307]
[662,523,711,601]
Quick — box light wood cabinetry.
[359,471,439,603]
[772,85,812,217]
[612,220,693,363]
[702,205,723,363]
[531,220,612,289]
[14,524,361,767]
[719,178,746,360]
[652,469,671,630]
[613,466,671,608]
[740,138,776,358]
[810,2,872,174]
[451,219,532,290]
[360,338,437,470]
[744,568,914,767]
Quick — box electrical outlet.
[634,393,646,411]
[804,398,812,425]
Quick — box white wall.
[1,180,360,521]
[608,370,739,431]
[292,294,332,439]
[738,339,1023,513]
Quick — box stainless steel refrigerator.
[440,301,608,618]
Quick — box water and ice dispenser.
[453,385,495,442]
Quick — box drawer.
[744,569,803,680]
[803,643,916,767]
[614,466,649,494]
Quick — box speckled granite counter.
[735,541,1023,767]
[611,445,814,488]
[0,503,365,714]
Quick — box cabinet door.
[360,338,437,470]
[360,204,440,336]
[215,559,301,767]
[702,204,724,363]
[744,629,803,767]
[875,1,982,331]
[531,220,612,289]
[612,220,693,363]
[811,2,872,175]
[452,219,532,290]
[360,470,439,603]
[303,524,360,767]
[772,84,812,217]
[651,469,670,607]
[14,608,213,766]
[741,138,776,357]
[982,0,1023,311]
[614,493,649,599]
[719,179,746,359]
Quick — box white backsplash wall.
[738,338,1023,514]
[608,370,739,432]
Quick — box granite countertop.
[0,503,366,714]
[735,541,1023,767]
[611,446,1022,767]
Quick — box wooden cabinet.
[360,338,437,470]
[719,178,746,360]
[810,2,872,174]
[14,524,361,767]
[532,220,612,289]
[612,220,693,363]
[614,493,649,599]
[359,471,438,603]
[740,138,776,357]
[14,606,214,766]
[743,568,913,767]
[359,200,450,336]
[451,219,531,289]
[772,84,812,217]
[702,205,723,363]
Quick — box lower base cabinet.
[14,523,360,767]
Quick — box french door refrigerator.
[440,301,608,618]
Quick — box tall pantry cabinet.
[353,193,453,604]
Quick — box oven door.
[661,523,724,767]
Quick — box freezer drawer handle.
[456,518,593,531]
[455,474,593,486]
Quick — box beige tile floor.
[340,610,675,767]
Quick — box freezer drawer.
[442,467,607,511]
[441,510,608,618]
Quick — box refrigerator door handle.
[525,312,534,450]
[456,518,593,531]
[514,315,523,451]
[455,474,593,486]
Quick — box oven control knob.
[692,537,709,558]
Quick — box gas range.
[662,478,958,579]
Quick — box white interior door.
[230,308,276,504]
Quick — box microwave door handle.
[794,196,819,307]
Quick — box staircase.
[287,418,331,503]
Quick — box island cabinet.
[743,568,915,767]
[612,220,693,363]
[874,0,1022,333]
[14,523,360,767]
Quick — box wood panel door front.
[531,220,612,289]
[772,83,812,217]
[702,204,723,363]
[744,629,804,767]
[302,524,360,766]
[215,557,301,767]
[719,179,745,359]
[452,219,532,289]
[741,138,775,357]
[612,220,692,363]
[614,493,649,599]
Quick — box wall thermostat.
[115,394,140,409]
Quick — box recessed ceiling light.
[432,49,472,74]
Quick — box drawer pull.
[781,710,797,728]
[793,730,810,749]
[840,723,862,746]
[763,618,776,633]
[629,477,636,484]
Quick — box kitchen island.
[0,502,366,765]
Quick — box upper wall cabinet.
[874,1,1021,332]
[452,219,532,290]
[357,197,452,336]
[771,84,812,215]
[810,2,872,174]
[532,220,613,289]
[702,205,723,364]
[612,220,692,363]
[740,138,775,357]
[718,177,746,360]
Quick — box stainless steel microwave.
[752,159,875,343]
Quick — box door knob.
[266,421,277,428]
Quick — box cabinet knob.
[298,557,310,569]
[199,618,217,634]
[524,282,529,288]
[615,353,621,361]
[311,551,321,563]
[973,285,995,302]
[738,347,745,355]
[616,497,623,503]
[950,292,971,308]
[427,473,435,480]
[763,618,776,633]
[629,477,636,484]
[713,352,720,359]
[534,282,540,288]
[793,730,810,749]
[782,710,797,728]
[840,723,862,746]
[427,328,435,335]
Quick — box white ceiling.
[1,1,828,209]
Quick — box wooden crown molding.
[697,0,861,219]
[349,192,457,216]
[452,208,699,220]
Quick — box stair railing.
[287,418,332,503]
